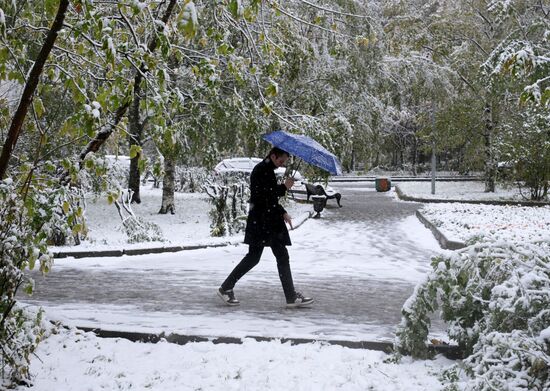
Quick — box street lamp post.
[431,106,436,195]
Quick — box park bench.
[304,183,342,207]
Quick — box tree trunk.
[127,78,143,204]
[483,102,496,192]
[159,157,176,214]
[0,0,69,179]
[373,151,380,168]
[412,136,418,176]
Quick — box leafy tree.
[498,106,550,200]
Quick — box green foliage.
[0,306,46,387]
[0,178,85,385]
[395,239,550,390]
[496,106,550,200]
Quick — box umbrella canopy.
[262,130,343,176]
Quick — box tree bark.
[0,0,69,179]
[127,79,143,204]
[412,136,418,176]
[125,0,178,204]
[78,103,130,167]
[483,102,496,192]
[159,156,175,214]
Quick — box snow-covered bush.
[496,107,549,201]
[0,178,83,386]
[395,239,550,390]
[177,166,210,193]
[119,216,164,243]
[0,306,46,387]
[204,173,249,237]
[113,191,164,243]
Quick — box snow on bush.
[113,191,164,243]
[0,178,83,386]
[204,173,249,237]
[176,166,210,193]
[395,239,550,390]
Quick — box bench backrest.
[305,183,326,196]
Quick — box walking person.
[217,147,314,308]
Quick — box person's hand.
[284,178,295,190]
[283,213,293,229]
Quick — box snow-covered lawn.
[420,203,550,243]
[24,327,452,391]
[396,180,526,201]
[55,187,311,251]
[396,180,550,243]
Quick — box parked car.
[214,157,303,183]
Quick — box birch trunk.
[159,157,176,214]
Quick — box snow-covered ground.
[17,185,457,390]
[53,187,311,251]
[395,181,550,243]
[24,327,452,391]
[396,180,525,201]
[419,203,550,243]
[20,181,549,390]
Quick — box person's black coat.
[244,157,291,246]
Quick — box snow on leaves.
[396,238,550,390]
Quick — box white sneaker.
[217,288,240,306]
[286,292,314,308]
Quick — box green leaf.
[129,145,142,159]
[85,159,94,169]
[229,0,241,19]
[265,82,278,97]
[540,88,550,107]
[44,0,58,16]
[24,283,34,295]
[179,2,198,39]
[244,7,257,22]
[72,224,82,235]
[217,43,232,55]
[262,102,273,116]
[62,201,70,214]
[138,158,146,173]
[34,97,45,118]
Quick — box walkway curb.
[53,211,313,259]
[75,326,463,360]
[415,211,466,250]
[394,185,550,207]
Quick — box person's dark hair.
[267,147,290,158]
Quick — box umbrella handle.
[291,158,302,179]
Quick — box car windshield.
[214,157,302,181]
[215,158,261,172]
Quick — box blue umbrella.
[262,130,343,176]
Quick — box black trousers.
[221,244,296,301]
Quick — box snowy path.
[22,183,445,342]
